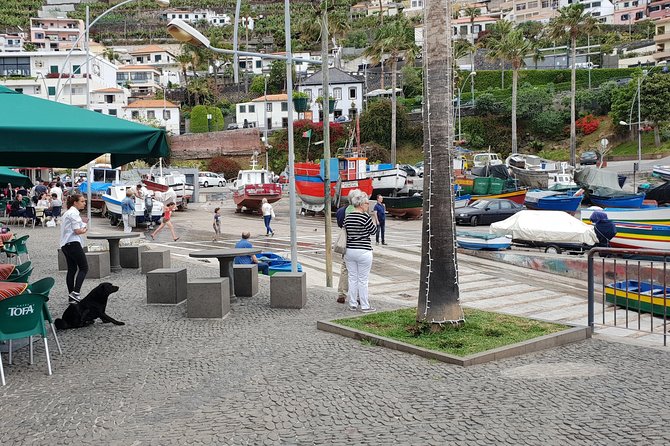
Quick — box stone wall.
[169,129,264,161]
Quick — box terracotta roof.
[453,16,498,24]
[125,100,179,109]
[129,44,169,55]
[118,65,158,71]
[252,94,288,102]
[93,87,123,93]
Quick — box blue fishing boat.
[257,252,303,276]
[456,232,512,250]
[605,280,670,317]
[589,193,645,209]
[524,191,583,213]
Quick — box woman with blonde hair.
[343,189,377,312]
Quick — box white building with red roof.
[124,99,181,135]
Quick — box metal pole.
[587,251,594,330]
[263,76,268,148]
[85,6,91,109]
[322,4,333,288]
[285,0,298,273]
[638,76,642,163]
[457,88,461,140]
[233,0,241,83]
[87,163,92,228]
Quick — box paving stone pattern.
[1,221,670,445]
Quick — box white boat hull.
[366,168,407,197]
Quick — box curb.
[316,319,591,367]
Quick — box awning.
[0,166,32,188]
[0,85,169,168]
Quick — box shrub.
[530,110,567,138]
[207,106,224,131]
[575,114,600,135]
[472,68,638,92]
[208,156,241,179]
[190,105,209,133]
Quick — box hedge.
[470,68,639,92]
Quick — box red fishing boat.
[232,158,282,212]
[295,149,373,212]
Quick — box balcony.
[653,49,670,60]
[654,32,670,42]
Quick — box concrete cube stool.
[58,246,88,271]
[187,278,230,318]
[141,249,171,274]
[270,272,307,309]
[234,264,258,297]
[146,268,187,305]
[85,251,110,279]
[120,245,148,268]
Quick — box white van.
[472,153,503,168]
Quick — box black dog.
[55,283,125,330]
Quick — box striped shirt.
[344,212,377,251]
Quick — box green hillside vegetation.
[0,0,43,28]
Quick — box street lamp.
[55,0,169,105]
[167,11,320,273]
[207,113,212,132]
[456,71,476,141]
[624,68,658,164]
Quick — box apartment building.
[162,9,231,26]
[613,0,649,25]
[0,33,24,52]
[558,0,615,23]
[116,65,162,98]
[124,99,180,135]
[127,45,181,86]
[236,94,290,130]
[500,0,559,23]
[647,0,670,19]
[30,17,84,52]
[653,16,670,62]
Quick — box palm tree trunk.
[417,0,463,325]
[570,36,577,166]
[512,67,518,154]
[391,57,397,165]
[380,58,385,90]
[654,124,661,147]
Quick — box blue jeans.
[264,215,273,234]
[376,221,385,243]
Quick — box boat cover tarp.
[471,164,512,179]
[644,182,670,205]
[573,167,632,197]
[78,182,112,194]
[490,210,598,245]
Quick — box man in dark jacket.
[590,210,617,247]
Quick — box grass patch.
[609,133,670,157]
[334,308,566,357]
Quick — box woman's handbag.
[334,228,347,255]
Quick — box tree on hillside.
[547,4,599,166]
[463,7,480,102]
[640,73,670,147]
[480,20,514,88]
[365,14,418,165]
[417,0,464,325]
[485,28,534,154]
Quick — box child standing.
[150,202,179,241]
[213,207,221,241]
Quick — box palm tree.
[417,0,464,325]
[485,28,533,154]
[366,15,417,165]
[547,4,599,166]
[486,20,513,88]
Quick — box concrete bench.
[187,278,230,318]
[57,246,88,271]
[141,249,171,274]
[233,264,258,297]
[270,271,307,309]
[146,268,187,305]
[120,245,148,269]
[85,251,110,279]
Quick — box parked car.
[579,151,600,166]
[455,199,525,226]
[198,171,226,188]
[414,161,424,177]
[227,123,239,130]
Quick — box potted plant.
[293,91,310,112]
[315,96,336,113]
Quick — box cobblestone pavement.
[1,204,670,445]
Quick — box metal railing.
[588,247,669,346]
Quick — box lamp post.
[263,74,270,168]
[207,113,212,132]
[167,13,321,273]
[624,68,658,164]
[55,0,170,104]
[456,71,476,141]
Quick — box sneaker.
[349,306,358,311]
[68,292,81,304]
[382,242,387,245]
[361,307,376,313]
[337,296,346,304]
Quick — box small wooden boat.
[524,191,583,213]
[607,222,670,250]
[589,193,645,209]
[652,165,670,181]
[470,188,527,205]
[456,232,511,250]
[604,280,670,317]
[383,194,422,219]
[233,160,282,213]
[366,164,407,198]
[581,206,670,226]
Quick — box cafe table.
[189,248,261,297]
[87,232,140,272]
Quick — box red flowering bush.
[575,114,600,135]
[208,156,241,179]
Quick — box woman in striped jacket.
[343,189,378,312]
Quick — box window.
[282,117,288,128]
[72,64,81,74]
[516,3,527,10]
[255,60,262,68]
[163,110,171,120]
[635,11,644,19]
[109,109,117,116]
[460,25,468,34]
[94,109,102,113]
[14,88,23,93]
[249,105,255,113]
[591,2,601,7]
[147,110,155,119]
[472,24,481,34]
[155,55,162,62]
[267,117,272,130]
[136,57,143,63]
[47,86,55,96]
[105,95,114,104]
[0,56,30,76]
[349,87,357,99]
[623,1,629,6]
[50,65,59,74]
[528,1,538,8]
[621,13,629,20]
[240,105,247,113]
[541,0,549,7]
[266,103,272,112]
[318,88,323,97]
[281,102,288,111]
[131,111,139,119]
[334,87,342,100]
[306,89,313,100]
[411,0,423,7]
